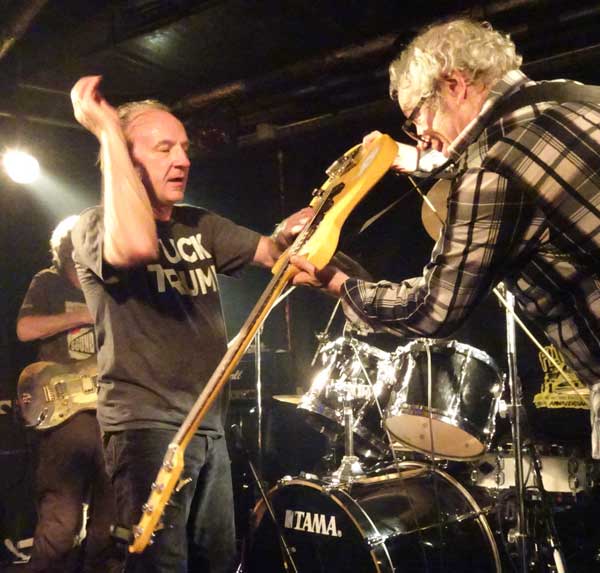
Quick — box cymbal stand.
[498,282,529,572]
[246,286,295,479]
[254,324,263,475]
[310,299,341,366]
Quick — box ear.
[441,71,469,101]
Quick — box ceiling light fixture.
[3,149,40,184]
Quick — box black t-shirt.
[18,267,96,363]
[72,205,261,435]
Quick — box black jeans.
[27,411,121,573]
[104,429,236,573]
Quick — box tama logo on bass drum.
[284,510,342,537]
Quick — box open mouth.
[421,130,451,154]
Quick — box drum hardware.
[329,391,365,483]
[231,424,299,573]
[310,299,341,367]
[498,282,531,572]
[254,324,264,476]
[241,286,295,481]
[528,446,568,573]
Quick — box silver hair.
[389,19,522,113]
[116,99,171,140]
[96,99,171,165]
[50,214,79,272]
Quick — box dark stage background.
[1,0,599,565]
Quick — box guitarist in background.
[16,215,121,573]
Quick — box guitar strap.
[467,80,600,145]
[361,81,600,235]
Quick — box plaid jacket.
[342,70,600,386]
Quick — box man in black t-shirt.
[17,216,120,573]
[69,76,310,573]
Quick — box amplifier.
[228,350,295,402]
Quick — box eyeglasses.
[401,96,429,145]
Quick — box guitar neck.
[174,256,296,450]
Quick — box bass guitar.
[17,356,98,430]
[128,133,398,553]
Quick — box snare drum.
[298,338,395,460]
[385,339,503,460]
[244,461,501,573]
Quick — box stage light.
[3,149,40,184]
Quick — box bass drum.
[244,462,501,573]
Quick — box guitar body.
[17,356,98,430]
[128,133,398,553]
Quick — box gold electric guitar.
[128,133,398,553]
[17,356,98,430]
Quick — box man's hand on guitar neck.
[253,207,314,268]
[290,255,349,297]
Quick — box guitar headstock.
[128,443,185,553]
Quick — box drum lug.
[497,399,509,419]
[470,468,479,485]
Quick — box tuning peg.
[110,524,134,544]
[175,477,192,492]
[142,503,155,515]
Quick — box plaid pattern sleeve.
[341,70,600,388]
[342,166,536,338]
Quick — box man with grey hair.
[17,215,120,573]
[69,75,310,572]
[291,18,600,456]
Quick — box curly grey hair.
[389,19,522,114]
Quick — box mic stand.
[498,283,529,572]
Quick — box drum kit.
[241,183,598,572]
[243,333,598,572]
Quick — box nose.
[173,144,191,168]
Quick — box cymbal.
[272,394,304,405]
[421,179,450,240]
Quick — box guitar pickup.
[43,385,55,402]
[54,382,67,399]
